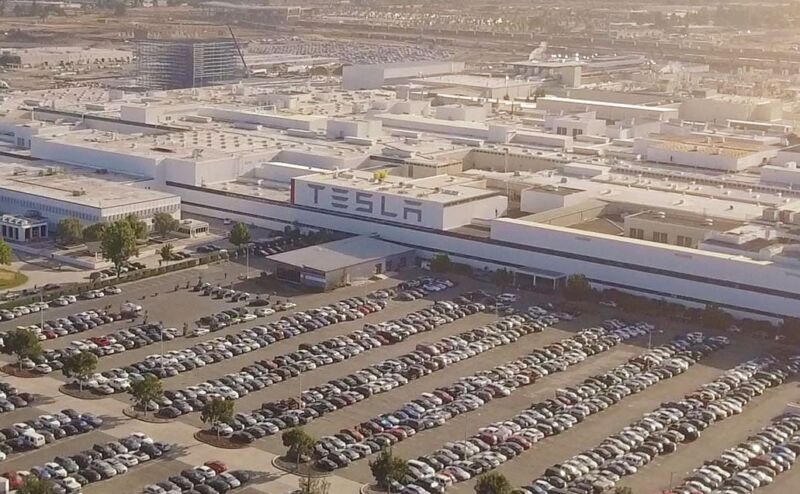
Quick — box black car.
[79,468,101,483]
[181,469,206,485]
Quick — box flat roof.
[297,169,498,204]
[0,160,178,209]
[267,236,413,272]
[539,96,677,113]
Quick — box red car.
[204,460,227,474]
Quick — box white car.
[193,465,216,479]
[35,363,53,374]
[191,327,210,337]
[116,453,140,467]
[44,462,67,479]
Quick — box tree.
[56,218,83,245]
[2,328,42,369]
[430,252,452,273]
[229,222,251,247]
[491,268,514,291]
[100,220,139,277]
[563,274,593,301]
[281,427,316,467]
[299,475,330,494]
[0,238,11,265]
[201,397,235,437]
[82,223,107,242]
[62,351,98,391]
[701,305,734,330]
[153,212,179,237]
[369,450,409,490]
[159,244,174,263]
[17,476,53,494]
[475,472,512,494]
[129,375,163,415]
[124,214,148,240]
[613,488,634,494]
[373,169,389,182]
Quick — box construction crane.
[227,25,249,76]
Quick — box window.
[556,127,568,136]
[652,231,668,243]
[677,235,694,248]
[629,228,644,239]
[572,129,583,137]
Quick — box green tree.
[701,305,734,330]
[82,223,107,242]
[101,220,139,277]
[229,222,251,247]
[124,214,148,240]
[56,218,83,245]
[491,268,514,291]
[152,212,180,237]
[2,327,42,369]
[129,375,163,415]
[159,244,174,263]
[369,450,409,490]
[17,476,53,494]
[430,252,452,273]
[201,397,235,437]
[475,472,512,494]
[62,351,98,391]
[563,274,593,301]
[0,239,12,265]
[299,475,330,494]
[281,427,316,467]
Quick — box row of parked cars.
[399,330,725,494]
[97,261,147,279]
[0,301,50,320]
[392,278,455,301]
[2,432,169,494]
[189,302,480,432]
[530,352,795,494]
[85,289,401,402]
[28,321,173,378]
[675,413,800,494]
[0,409,103,461]
[142,461,252,494]
[314,316,627,480]
[163,298,480,424]
[0,381,33,415]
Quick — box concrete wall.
[30,137,161,177]
[679,97,783,123]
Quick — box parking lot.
[1,256,799,494]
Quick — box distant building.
[342,61,465,90]
[136,39,241,90]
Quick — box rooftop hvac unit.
[655,211,667,219]
[703,218,714,226]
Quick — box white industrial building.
[0,161,180,228]
[342,60,466,90]
[0,81,794,321]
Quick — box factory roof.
[538,95,678,113]
[627,210,745,232]
[0,160,177,209]
[297,169,499,204]
[641,133,772,158]
[410,74,534,89]
[267,236,413,272]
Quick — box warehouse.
[0,161,181,229]
[266,236,415,291]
